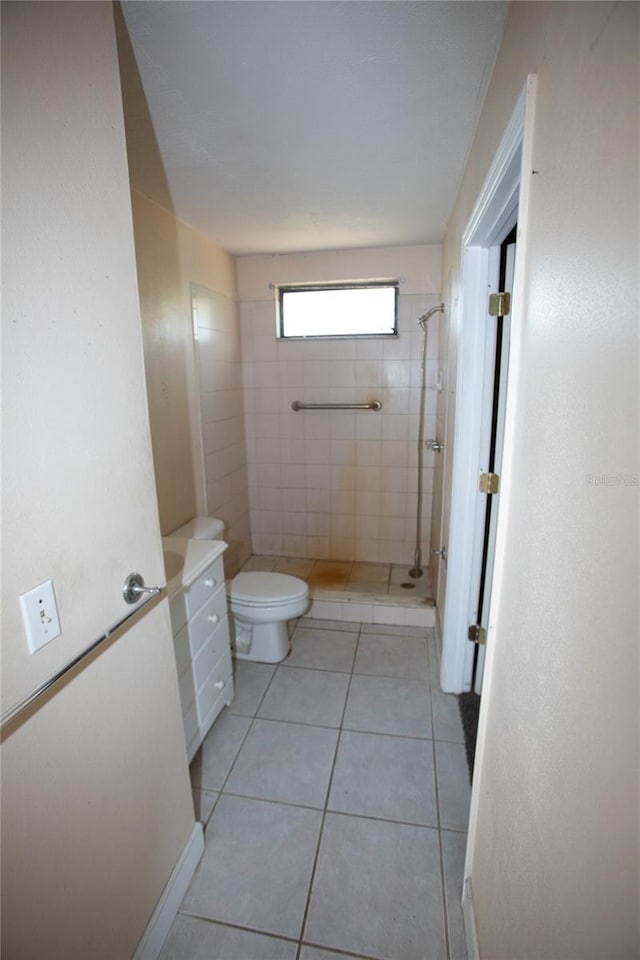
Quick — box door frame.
[440,76,537,694]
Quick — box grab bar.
[292,400,382,412]
[1,585,164,732]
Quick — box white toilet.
[167,517,310,663]
[229,571,309,662]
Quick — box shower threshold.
[238,556,436,629]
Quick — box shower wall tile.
[239,272,440,564]
[194,288,251,577]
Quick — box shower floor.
[238,556,435,626]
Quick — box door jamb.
[440,76,537,695]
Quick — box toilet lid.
[230,572,308,605]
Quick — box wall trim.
[132,822,204,960]
[462,876,480,960]
[440,74,537,695]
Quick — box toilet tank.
[167,516,225,540]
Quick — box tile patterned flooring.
[240,556,434,605]
[161,617,470,960]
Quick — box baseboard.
[462,876,480,960]
[132,822,204,960]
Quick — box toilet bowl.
[229,571,310,663]
[166,516,310,663]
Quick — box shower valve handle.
[432,546,447,562]
[426,438,444,452]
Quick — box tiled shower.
[194,246,442,580]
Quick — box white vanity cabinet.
[164,539,234,762]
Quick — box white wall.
[1,4,194,956]
[237,245,442,564]
[129,190,239,538]
[438,3,639,955]
[192,283,251,576]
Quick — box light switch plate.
[19,579,61,653]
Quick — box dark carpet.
[458,692,481,782]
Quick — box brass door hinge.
[468,624,487,645]
[488,292,511,317]
[479,472,500,494]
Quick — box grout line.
[218,789,441,832]
[232,704,438,742]
[176,911,300,947]
[301,939,389,960]
[427,630,452,960]
[311,805,441,833]
[188,618,452,958]
[294,622,363,960]
[199,659,282,801]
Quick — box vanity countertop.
[162,537,227,599]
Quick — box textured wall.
[439,2,639,955]
[192,283,251,576]
[1,3,194,956]
[130,191,237,536]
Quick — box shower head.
[417,303,445,329]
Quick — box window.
[277,281,398,339]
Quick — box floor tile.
[286,625,358,673]
[361,622,428,638]
[344,579,382,595]
[307,561,352,589]
[190,712,252,791]
[388,581,426,599]
[182,794,322,939]
[228,661,276,717]
[427,641,465,743]
[390,563,416,584]
[192,788,218,825]
[349,562,390,584]
[354,632,429,680]
[160,916,298,960]
[430,684,465,743]
[442,829,469,960]
[328,730,438,826]
[343,674,432,738]
[225,719,339,808]
[300,947,370,960]
[258,667,350,727]
[389,570,431,598]
[304,813,446,960]
[435,741,471,831]
[297,617,353,632]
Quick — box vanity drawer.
[192,614,231,692]
[186,556,225,618]
[197,647,233,727]
[170,555,225,633]
[172,584,228,676]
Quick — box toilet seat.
[230,571,308,608]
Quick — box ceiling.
[118,1,508,256]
